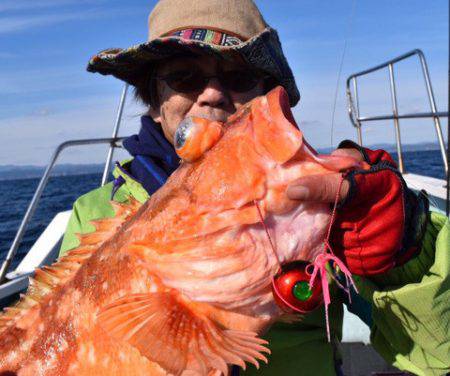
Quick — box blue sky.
[0,0,447,165]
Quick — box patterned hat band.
[87,27,300,106]
[163,28,244,47]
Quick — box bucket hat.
[87,0,300,106]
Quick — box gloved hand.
[286,140,429,276]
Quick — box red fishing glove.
[329,140,429,276]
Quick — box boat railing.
[0,84,130,284]
[346,49,448,175]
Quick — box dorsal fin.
[0,198,142,332]
[77,198,142,244]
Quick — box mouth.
[187,109,233,123]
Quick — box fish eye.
[174,117,195,150]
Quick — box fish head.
[133,86,363,322]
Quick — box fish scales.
[0,86,362,375]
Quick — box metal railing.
[0,84,129,284]
[346,49,448,174]
[102,84,129,185]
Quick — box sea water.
[0,149,447,269]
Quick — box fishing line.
[330,0,358,147]
[253,200,282,269]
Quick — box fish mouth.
[266,86,298,130]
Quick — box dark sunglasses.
[152,69,266,94]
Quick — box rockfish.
[0,86,361,375]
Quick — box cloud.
[29,108,52,117]
[289,68,448,150]
[0,95,147,165]
[0,7,140,34]
[0,70,87,95]
[0,0,106,13]
[0,52,18,58]
[298,120,324,128]
[0,65,97,95]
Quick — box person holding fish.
[56,0,449,375]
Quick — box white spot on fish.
[88,344,96,364]
[56,289,82,320]
[4,349,18,364]
[68,363,79,373]
[148,284,158,293]
[76,343,87,360]
[21,359,45,376]
[19,340,32,352]
[102,357,110,367]
[131,279,147,292]
[102,281,108,290]
[58,337,69,352]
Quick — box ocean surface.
[0,149,447,271]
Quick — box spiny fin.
[98,292,270,375]
[0,198,142,332]
[78,198,142,245]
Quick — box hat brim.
[87,27,300,106]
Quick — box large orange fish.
[0,86,362,375]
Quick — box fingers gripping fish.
[0,87,364,375]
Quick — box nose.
[197,78,232,109]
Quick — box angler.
[45,0,450,374]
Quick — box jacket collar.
[120,116,180,195]
[122,115,180,169]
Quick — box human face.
[148,55,266,144]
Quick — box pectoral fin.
[98,291,270,375]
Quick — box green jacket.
[60,162,450,376]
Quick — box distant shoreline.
[0,164,104,181]
[0,171,104,182]
[0,143,446,181]
[315,142,446,155]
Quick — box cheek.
[230,82,266,108]
[160,104,181,143]
[157,82,197,142]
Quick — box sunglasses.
[152,68,266,94]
